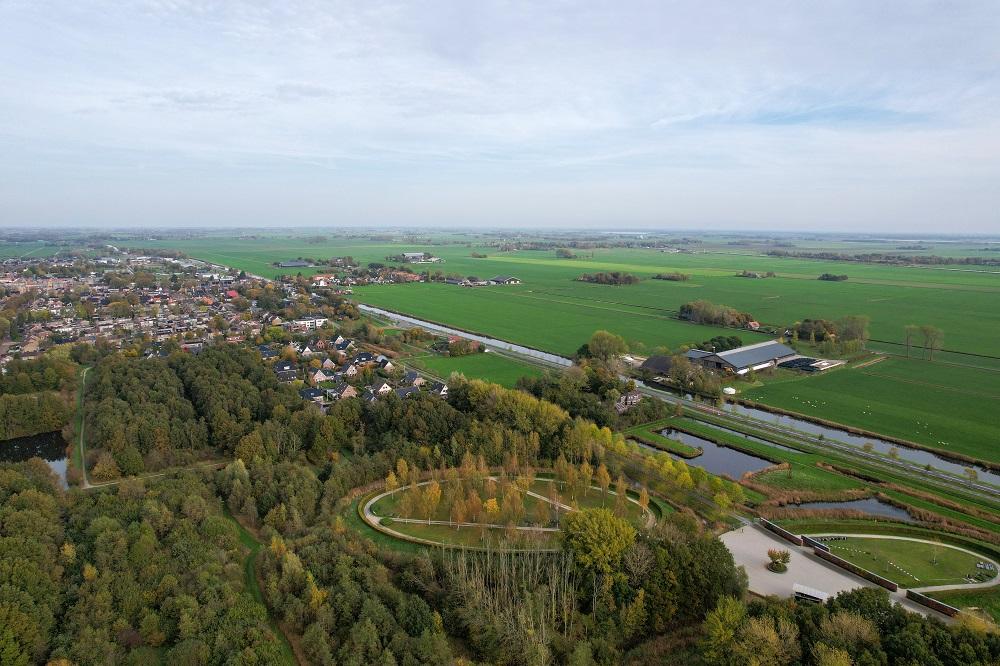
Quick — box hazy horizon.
[2,1,999,232]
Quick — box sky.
[1,1,999,232]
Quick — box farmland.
[403,351,543,388]
[743,357,1000,463]
[116,233,1000,462]
[121,235,1000,359]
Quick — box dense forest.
[85,347,301,479]
[0,356,75,440]
[5,346,999,665]
[0,460,283,664]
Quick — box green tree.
[701,596,745,662]
[586,330,628,361]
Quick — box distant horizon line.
[3,225,1000,241]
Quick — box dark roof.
[395,386,421,398]
[714,340,796,368]
[299,388,324,400]
[639,355,672,374]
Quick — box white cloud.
[0,0,998,230]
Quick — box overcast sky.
[1,1,998,232]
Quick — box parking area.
[719,525,934,617]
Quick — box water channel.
[360,304,998,487]
[788,497,913,522]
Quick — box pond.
[786,497,913,522]
[651,428,776,479]
[0,431,69,488]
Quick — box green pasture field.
[403,352,543,388]
[0,241,65,258]
[122,236,1000,359]
[743,357,1000,463]
[823,536,993,588]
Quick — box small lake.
[653,428,775,479]
[0,431,69,488]
[787,497,913,522]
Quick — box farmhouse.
[490,275,522,285]
[686,340,795,375]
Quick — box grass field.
[822,536,993,587]
[404,352,543,388]
[743,357,1000,463]
[929,586,1000,624]
[118,236,1000,358]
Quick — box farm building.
[490,275,522,285]
[685,340,795,375]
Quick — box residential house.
[402,370,426,387]
[299,387,325,405]
[326,383,358,401]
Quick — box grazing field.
[743,357,1000,463]
[121,236,1000,357]
[0,241,64,258]
[403,352,543,387]
[820,536,994,587]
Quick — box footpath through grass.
[221,505,297,665]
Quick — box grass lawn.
[625,419,703,457]
[822,536,994,587]
[929,587,1000,624]
[755,464,865,493]
[743,357,1000,463]
[404,351,543,388]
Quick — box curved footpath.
[362,477,655,547]
[808,533,1000,593]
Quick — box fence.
[802,535,830,552]
[905,590,961,618]
[758,518,803,546]
[813,548,899,591]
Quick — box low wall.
[813,548,899,591]
[758,518,803,546]
[802,535,830,552]
[906,590,961,618]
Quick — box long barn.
[685,340,796,375]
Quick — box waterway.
[720,402,1000,487]
[360,305,998,486]
[0,431,69,487]
[648,428,775,478]
[787,497,913,522]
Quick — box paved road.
[720,525,944,618]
